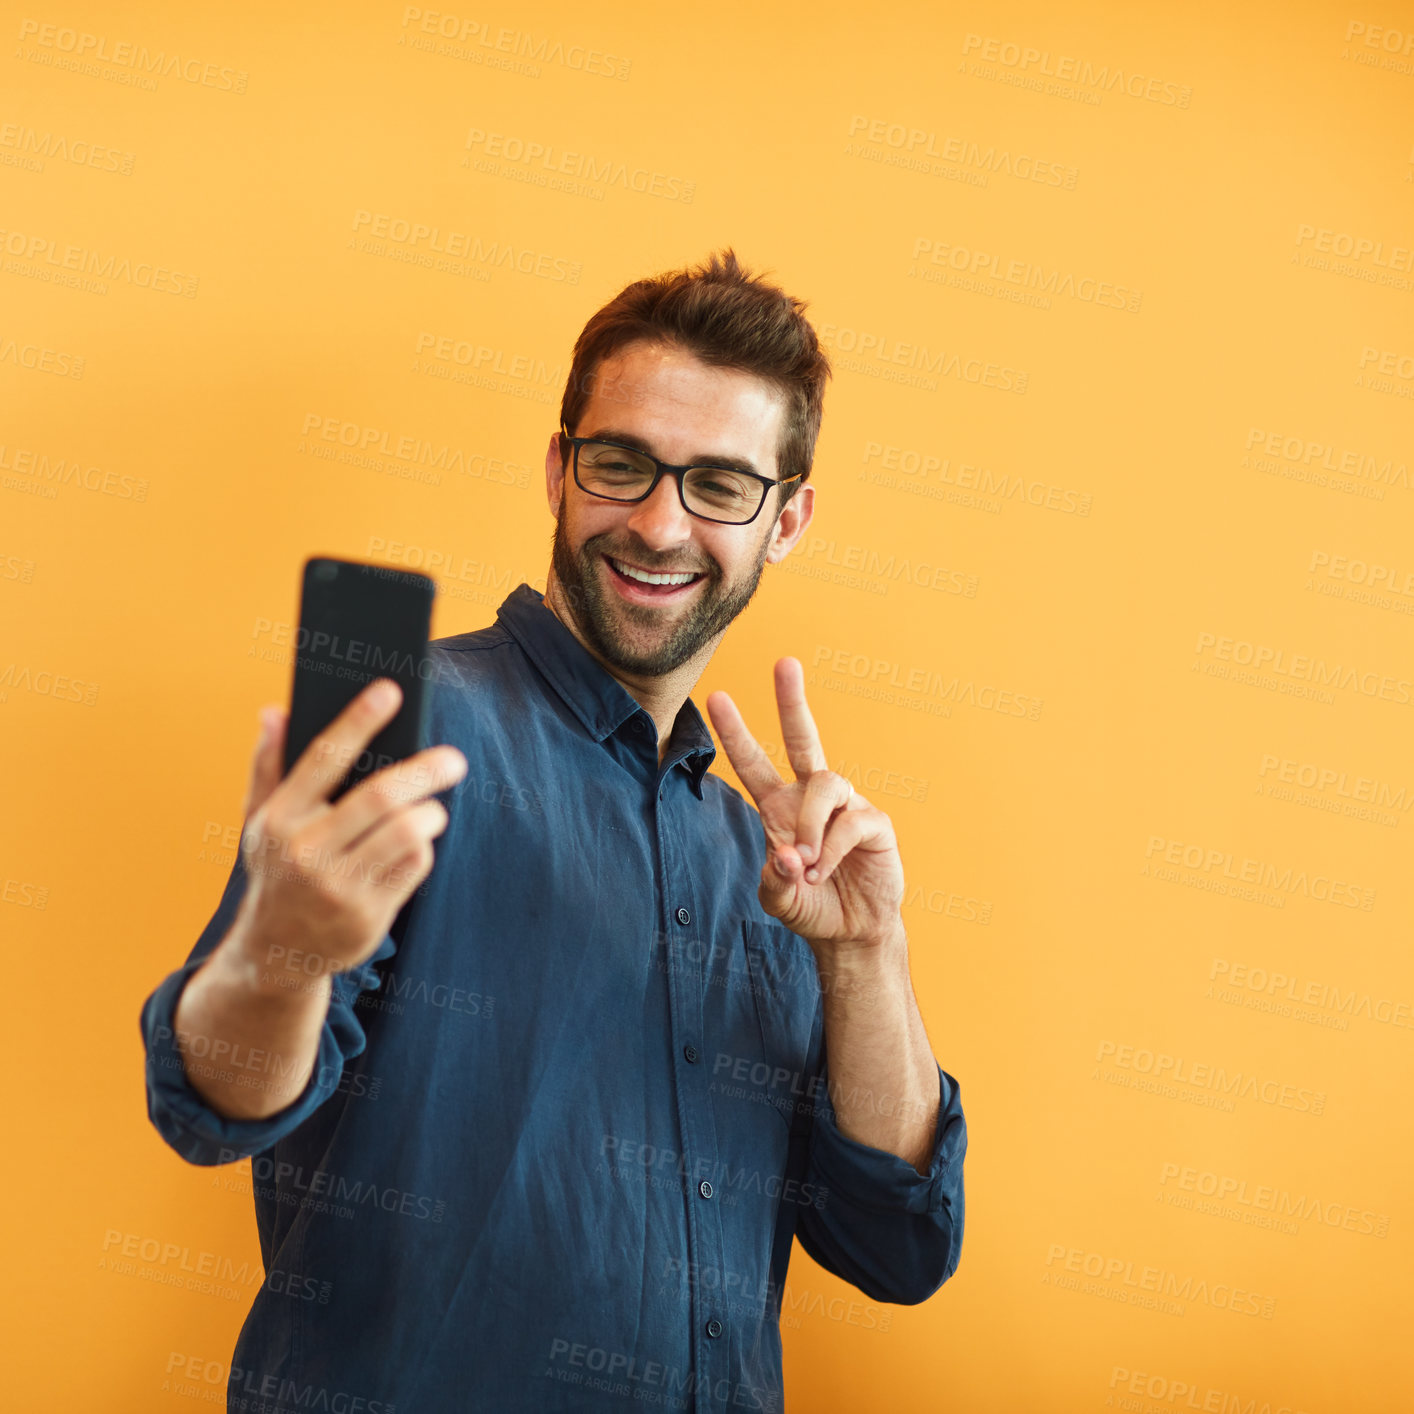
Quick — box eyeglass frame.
[557,427,808,526]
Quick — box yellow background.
[4,2,1412,1410]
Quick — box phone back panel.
[282,557,436,800]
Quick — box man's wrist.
[811,918,908,978]
[215,922,336,1005]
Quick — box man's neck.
[542,576,711,763]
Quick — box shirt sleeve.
[794,1057,966,1305]
[139,849,398,1168]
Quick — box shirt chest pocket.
[739,919,824,1134]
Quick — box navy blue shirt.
[141,582,966,1414]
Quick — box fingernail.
[370,680,398,708]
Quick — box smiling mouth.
[602,553,707,598]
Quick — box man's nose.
[625,473,696,549]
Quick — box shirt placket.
[654,762,730,1414]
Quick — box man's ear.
[545,431,566,516]
[764,482,815,564]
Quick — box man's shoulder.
[426,618,523,687]
[422,620,526,727]
[430,619,516,658]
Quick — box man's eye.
[689,470,756,503]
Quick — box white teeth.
[609,557,699,587]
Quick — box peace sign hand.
[706,658,906,953]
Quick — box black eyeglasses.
[558,429,806,526]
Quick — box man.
[142,249,966,1414]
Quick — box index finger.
[705,689,785,808]
[326,741,468,855]
[283,677,404,813]
[774,658,827,781]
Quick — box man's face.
[546,339,812,678]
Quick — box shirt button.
[698,1180,713,1199]
[683,1045,699,1064]
[706,1319,723,1339]
[675,907,691,926]
[631,718,646,733]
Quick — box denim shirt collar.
[496,582,717,799]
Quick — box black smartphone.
[282,556,437,801]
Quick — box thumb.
[758,842,802,920]
[241,705,287,820]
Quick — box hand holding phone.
[232,677,467,987]
[225,556,465,986]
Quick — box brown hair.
[558,248,830,509]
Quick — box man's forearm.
[171,925,333,1122]
[813,922,940,1174]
